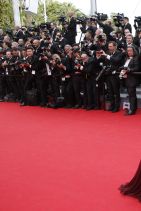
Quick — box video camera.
[134,16,141,30]
[113,13,124,27]
[95,13,108,21]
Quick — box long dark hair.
[126,46,138,57]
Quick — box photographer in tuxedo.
[20,46,39,106]
[119,46,139,115]
[102,41,125,112]
[81,52,105,110]
[123,17,132,34]
[66,12,77,45]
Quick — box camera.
[134,16,141,30]
[55,58,61,65]
[76,17,87,25]
[119,68,128,79]
[58,16,66,24]
[97,34,106,42]
[113,13,124,27]
[91,13,108,22]
[39,22,51,31]
[96,13,108,21]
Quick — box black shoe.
[81,105,87,109]
[127,109,136,115]
[107,107,114,111]
[86,106,94,111]
[0,98,4,102]
[111,108,119,113]
[94,106,100,110]
[64,105,73,108]
[20,102,27,106]
[40,103,47,107]
[74,104,81,109]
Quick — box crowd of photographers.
[0,12,141,115]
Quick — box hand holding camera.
[119,69,127,79]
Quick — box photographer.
[51,32,68,56]
[49,22,59,41]
[72,49,84,108]
[32,38,43,57]
[0,48,6,101]
[65,12,77,45]
[85,19,97,37]
[119,46,139,115]
[97,19,114,42]
[48,54,64,108]
[125,34,139,53]
[101,41,125,112]
[62,45,74,108]
[81,52,100,110]
[133,29,141,51]
[92,30,108,54]
[20,46,39,106]
[2,49,20,101]
[81,31,94,56]
[123,17,132,34]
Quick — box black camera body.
[134,16,141,30]
[76,17,88,25]
[55,58,61,65]
[96,13,108,21]
[91,13,108,22]
[58,16,66,24]
[113,13,124,27]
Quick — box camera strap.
[46,63,52,76]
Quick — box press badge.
[6,68,8,75]
[62,77,65,81]
[32,70,35,75]
[46,64,52,76]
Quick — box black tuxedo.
[123,56,139,112]
[83,57,98,108]
[105,50,125,111]
[124,23,132,33]
[66,17,77,45]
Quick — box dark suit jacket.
[124,56,139,87]
[106,50,125,72]
[124,23,132,33]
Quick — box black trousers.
[22,74,47,104]
[127,86,137,112]
[6,75,21,100]
[106,75,120,109]
[63,78,74,106]
[72,75,83,106]
[84,76,97,108]
[0,75,6,99]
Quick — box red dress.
[119,160,141,201]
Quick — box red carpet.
[0,102,141,211]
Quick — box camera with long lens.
[76,17,88,25]
[134,16,141,30]
[58,16,66,24]
[94,13,108,21]
[74,59,82,69]
[39,22,51,31]
[113,13,124,27]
